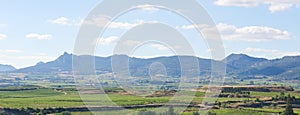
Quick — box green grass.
[243,108,283,113]
[211,109,271,115]
[217,98,255,102]
[1,85,300,115]
[0,88,172,108]
[0,88,62,98]
[66,111,130,115]
[0,90,84,108]
[251,91,300,98]
[250,91,280,97]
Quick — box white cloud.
[245,47,300,58]
[81,15,111,27]
[182,23,291,42]
[0,34,7,40]
[0,53,55,68]
[206,48,215,53]
[48,17,83,26]
[0,60,7,64]
[105,20,158,29]
[0,49,22,53]
[124,40,142,46]
[17,53,54,60]
[150,44,169,51]
[214,0,260,7]
[97,36,119,45]
[5,50,22,53]
[182,24,212,30]
[0,54,7,58]
[108,21,146,29]
[214,0,300,12]
[218,23,291,41]
[26,33,53,40]
[264,0,299,13]
[136,4,159,11]
[132,55,172,59]
[83,15,157,29]
[48,17,70,25]
[0,55,8,65]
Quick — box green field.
[1,84,300,115]
[0,88,173,108]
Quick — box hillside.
[240,56,300,79]
[0,64,16,72]
[12,52,300,79]
[17,52,72,73]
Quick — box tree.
[61,111,71,115]
[218,102,222,108]
[256,98,260,102]
[281,94,296,115]
[168,106,175,115]
[208,111,217,115]
[280,92,285,100]
[249,81,254,85]
[193,111,200,115]
[275,95,279,101]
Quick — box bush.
[61,111,71,115]
[193,111,200,115]
[138,111,157,115]
[208,111,216,115]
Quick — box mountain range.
[1,52,300,79]
[0,64,16,72]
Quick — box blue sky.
[0,0,299,68]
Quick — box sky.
[0,0,300,68]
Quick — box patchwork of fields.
[1,85,300,115]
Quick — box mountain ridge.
[0,64,16,72]
[3,52,300,80]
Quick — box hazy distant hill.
[240,56,300,78]
[17,52,72,73]
[13,52,300,79]
[14,52,224,76]
[0,64,16,72]
[224,53,267,72]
